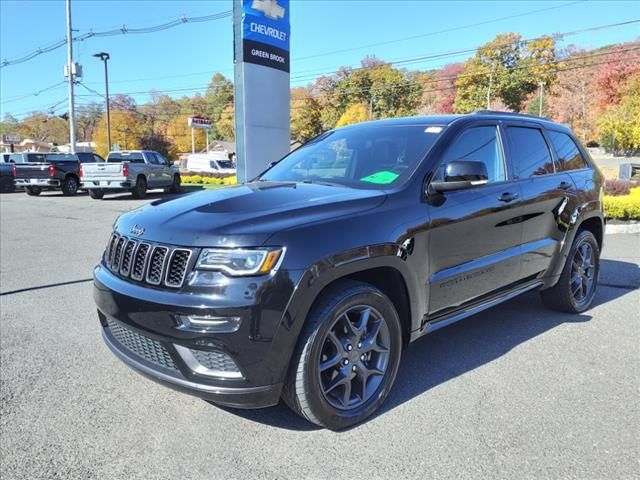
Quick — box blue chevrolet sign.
[242,0,290,72]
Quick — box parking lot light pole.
[93,52,111,151]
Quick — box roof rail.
[472,110,548,120]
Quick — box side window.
[156,153,169,165]
[547,131,587,171]
[508,127,554,178]
[146,152,159,164]
[439,126,506,183]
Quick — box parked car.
[14,152,105,196]
[93,111,604,429]
[0,162,16,192]
[80,150,181,199]
[184,153,236,175]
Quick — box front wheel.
[541,229,600,313]
[283,280,403,430]
[131,176,147,199]
[165,174,181,193]
[25,186,42,196]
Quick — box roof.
[341,110,562,129]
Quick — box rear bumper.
[81,179,132,189]
[16,178,60,187]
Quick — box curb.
[605,223,640,234]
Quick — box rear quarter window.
[547,131,587,171]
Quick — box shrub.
[182,174,237,186]
[603,179,638,196]
[603,187,640,220]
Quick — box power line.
[0,81,67,105]
[293,0,587,62]
[0,9,231,69]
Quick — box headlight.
[195,248,284,276]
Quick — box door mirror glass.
[430,160,488,193]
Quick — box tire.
[541,229,600,313]
[61,176,79,196]
[131,176,147,199]
[25,186,42,196]
[283,280,403,430]
[88,189,104,200]
[165,174,181,193]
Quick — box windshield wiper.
[301,179,345,187]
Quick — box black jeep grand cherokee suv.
[94,111,604,429]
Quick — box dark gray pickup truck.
[13,152,105,196]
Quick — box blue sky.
[1,0,639,120]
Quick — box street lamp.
[93,52,111,151]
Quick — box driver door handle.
[558,181,572,190]
[498,192,519,203]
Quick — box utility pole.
[93,52,111,151]
[538,82,545,117]
[65,0,76,154]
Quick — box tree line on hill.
[1,33,638,158]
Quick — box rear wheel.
[88,189,104,200]
[25,186,42,196]
[131,176,147,199]
[283,280,403,430]
[61,176,79,196]
[541,229,600,313]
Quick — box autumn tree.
[593,42,640,109]
[18,113,69,145]
[454,33,557,112]
[291,88,323,142]
[93,110,143,156]
[205,73,234,139]
[415,63,464,114]
[76,102,104,142]
[216,105,235,141]
[336,103,368,127]
[165,114,207,159]
[597,73,640,154]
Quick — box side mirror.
[430,160,488,193]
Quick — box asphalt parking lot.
[1,189,638,480]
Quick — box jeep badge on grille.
[130,225,145,237]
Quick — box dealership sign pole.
[233,0,290,182]
[188,116,212,154]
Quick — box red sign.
[188,116,212,129]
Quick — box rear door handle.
[498,192,519,203]
[558,181,572,190]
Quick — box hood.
[114,181,387,247]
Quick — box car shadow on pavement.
[214,261,638,431]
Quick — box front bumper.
[81,180,132,190]
[94,264,302,408]
[16,178,60,187]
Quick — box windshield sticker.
[360,171,400,184]
[425,126,443,133]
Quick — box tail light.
[49,163,56,177]
[123,163,129,177]
[79,163,83,178]
[12,163,16,177]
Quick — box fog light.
[176,314,241,333]
[174,345,242,378]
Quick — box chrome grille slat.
[131,243,150,281]
[111,236,126,271]
[103,232,193,289]
[165,249,192,288]
[106,318,177,371]
[119,239,138,276]
[145,246,169,285]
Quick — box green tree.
[597,73,640,154]
[291,88,323,142]
[216,105,235,141]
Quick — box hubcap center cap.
[348,350,361,364]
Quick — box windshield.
[259,124,444,188]
[217,159,234,169]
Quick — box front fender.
[265,243,423,385]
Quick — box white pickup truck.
[80,150,180,199]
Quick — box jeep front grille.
[106,318,178,372]
[104,232,194,289]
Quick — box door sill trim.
[418,281,543,337]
